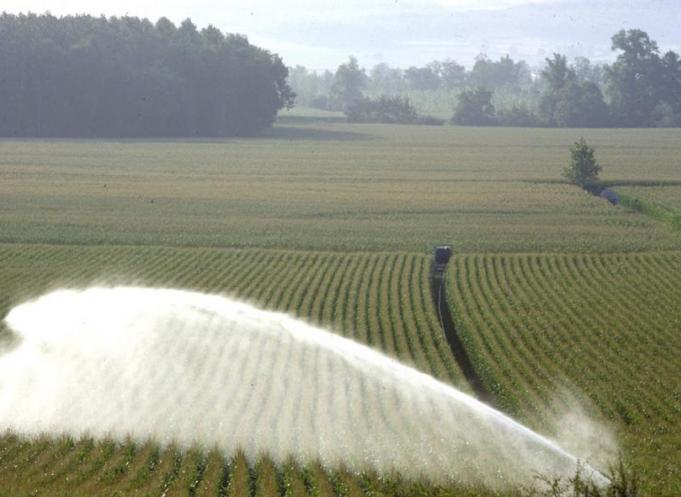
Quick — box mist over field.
[1,287,613,487]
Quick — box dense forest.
[291,29,681,128]
[0,13,295,137]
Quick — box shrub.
[497,105,542,127]
[345,96,443,125]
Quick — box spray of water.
[0,287,611,488]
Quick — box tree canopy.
[452,88,496,126]
[330,56,367,110]
[606,29,681,127]
[290,29,681,129]
[468,55,531,90]
[0,13,295,137]
[539,54,610,127]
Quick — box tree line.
[0,13,295,137]
[291,29,681,128]
[290,54,532,107]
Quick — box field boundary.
[585,180,681,230]
[616,190,681,230]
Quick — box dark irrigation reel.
[432,245,453,275]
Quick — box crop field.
[0,243,475,497]
[0,244,463,385]
[446,252,681,496]
[0,122,680,497]
[1,124,681,252]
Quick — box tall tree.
[469,54,530,89]
[539,54,609,127]
[573,56,605,87]
[404,64,441,91]
[330,56,367,110]
[541,54,576,92]
[368,63,406,94]
[656,50,681,125]
[553,81,610,127]
[605,29,663,126]
[440,59,467,89]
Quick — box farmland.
[0,244,470,497]
[0,244,463,386]
[0,121,680,496]
[1,124,680,252]
[446,252,681,496]
[614,186,681,212]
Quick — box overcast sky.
[3,0,681,70]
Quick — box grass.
[621,186,681,211]
[613,186,681,229]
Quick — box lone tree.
[564,138,602,186]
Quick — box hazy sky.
[4,1,681,70]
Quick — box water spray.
[0,287,611,488]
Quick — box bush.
[497,105,542,127]
[564,138,602,187]
[345,96,443,125]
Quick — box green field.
[446,252,681,496]
[0,244,463,387]
[611,185,681,231]
[0,121,680,496]
[1,124,680,252]
[0,245,472,497]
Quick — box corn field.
[447,252,681,496]
[0,244,481,497]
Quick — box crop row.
[446,252,681,496]
[0,434,365,497]
[0,244,464,385]
[0,432,508,497]
[0,243,471,497]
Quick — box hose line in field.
[430,262,490,403]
